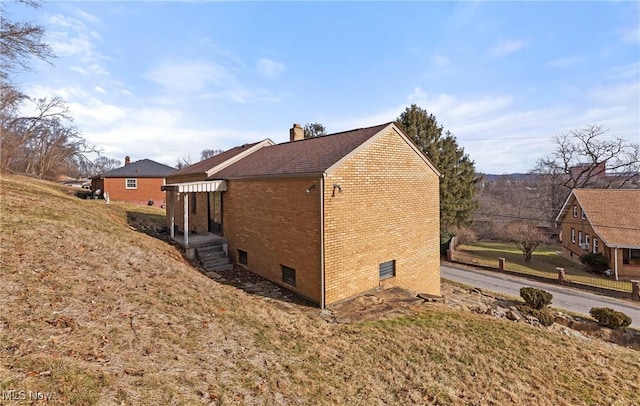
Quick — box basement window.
[379,260,396,280]
[125,178,137,189]
[281,265,296,287]
[238,249,248,266]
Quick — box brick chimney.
[125,156,131,166]
[289,123,304,142]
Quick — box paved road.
[441,264,640,328]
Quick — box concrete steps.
[196,243,232,272]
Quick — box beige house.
[163,123,441,307]
[556,189,640,280]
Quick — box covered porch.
[161,180,227,247]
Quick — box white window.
[571,228,576,243]
[581,209,586,220]
[578,231,583,245]
[585,234,590,250]
[126,178,137,189]
[573,205,578,217]
[593,238,598,253]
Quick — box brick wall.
[224,178,322,304]
[559,197,601,262]
[104,177,166,206]
[323,128,441,304]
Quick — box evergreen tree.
[395,104,479,230]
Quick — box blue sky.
[8,1,640,174]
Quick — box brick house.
[163,123,441,307]
[91,157,176,206]
[556,189,640,280]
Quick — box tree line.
[0,1,102,179]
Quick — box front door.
[208,192,222,234]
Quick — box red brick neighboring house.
[556,189,640,280]
[163,123,441,307]
[91,157,176,206]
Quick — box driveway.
[441,264,640,328]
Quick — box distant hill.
[1,173,638,404]
[478,173,538,182]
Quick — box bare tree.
[201,149,224,160]
[303,122,326,139]
[176,154,191,170]
[1,96,71,170]
[91,156,122,175]
[535,124,640,218]
[0,0,55,77]
[506,222,546,262]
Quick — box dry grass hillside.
[1,173,639,405]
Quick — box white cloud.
[333,81,637,174]
[490,39,526,56]
[432,54,451,67]
[545,57,580,69]
[620,24,640,44]
[146,59,282,104]
[146,60,234,93]
[605,61,640,81]
[256,58,285,78]
[45,11,108,77]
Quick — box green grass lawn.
[453,241,632,292]
[454,241,585,274]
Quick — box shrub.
[580,252,610,275]
[519,287,553,310]
[453,227,477,247]
[528,308,555,327]
[589,307,632,329]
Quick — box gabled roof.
[96,159,176,178]
[169,140,274,178]
[556,189,640,249]
[213,123,438,179]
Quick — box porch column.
[170,192,175,238]
[184,192,189,246]
[614,247,619,280]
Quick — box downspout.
[320,175,325,309]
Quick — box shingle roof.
[572,189,640,248]
[213,123,392,179]
[171,142,261,176]
[99,159,176,178]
